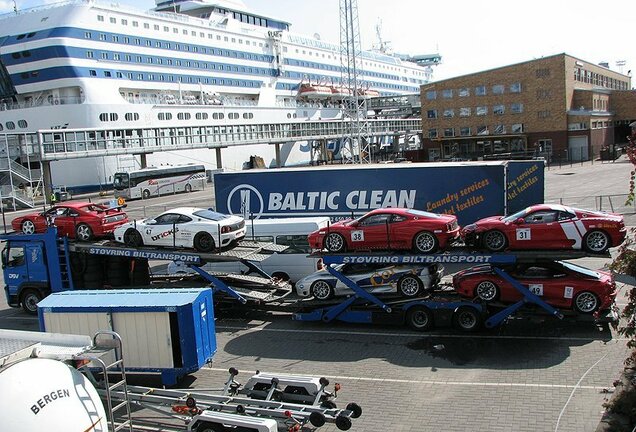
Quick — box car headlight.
[297,282,305,289]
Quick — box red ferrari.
[307,208,460,253]
[453,261,616,314]
[461,204,626,253]
[12,202,128,241]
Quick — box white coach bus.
[113,164,206,200]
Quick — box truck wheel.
[482,230,507,252]
[398,275,423,297]
[75,223,93,241]
[406,305,433,331]
[453,307,481,332]
[324,233,346,252]
[21,288,43,315]
[194,232,215,252]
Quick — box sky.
[1,0,634,84]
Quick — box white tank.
[0,358,108,432]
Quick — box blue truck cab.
[1,228,72,314]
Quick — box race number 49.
[528,284,543,296]
[516,228,531,241]
[351,230,364,242]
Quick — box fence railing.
[546,194,635,214]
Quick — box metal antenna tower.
[339,0,371,164]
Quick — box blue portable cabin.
[37,288,216,385]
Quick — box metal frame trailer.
[292,250,616,331]
[0,329,363,432]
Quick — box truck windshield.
[113,173,129,189]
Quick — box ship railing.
[0,96,83,111]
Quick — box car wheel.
[583,230,610,253]
[413,231,438,253]
[475,280,499,301]
[75,223,93,241]
[21,220,36,235]
[194,232,215,252]
[142,189,151,199]
[453,307,481,332]
[324,233,346,253]
[398,275,423,297]
[185,183,192,193]
[310,280,334,300]
[195,422,221,432]
[21,288,43,315]
[573,291,599,314]
[482,230,507,252]
[271,272,290,282]
[123,228,144,247]
[405,305,434,331]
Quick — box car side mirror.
[350,221,358,227]
[515,218,524,225]
[146,219,156,225]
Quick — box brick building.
[418,53,635,162]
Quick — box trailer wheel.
[75,223,93,241]
[21,288,43,315]
[311,280,334,300]
[453,307,481,332]
[195,422,221,432]
[21,219,36,235]
[573,291,600,314]
[482,230,507,252]
[346,402,363,418]
[398,275,423,297]
[142,189,151,199]
[335,414,353,431]
[309,411,326,427]
[583,230,610,253]
[475,280,499,301]
[413,231,438,253]
[406,305,434,331]
[194,232,215,252]
[123,229,144,247]
[324,233,346,253]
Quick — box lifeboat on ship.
[330,81,353,100]
[297,78,332,99]
[358,85,380,99]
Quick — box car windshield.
[192,209,230,221]
[406,209,442,218]
[559,261,601,278]
[502,208,529,223]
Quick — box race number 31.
[516,228,531,241]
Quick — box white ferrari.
[113,207,246,252]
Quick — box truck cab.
[2,239,51,313]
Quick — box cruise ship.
[0,0,440,190]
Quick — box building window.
[428,129,438,139]
[442,89,453,98]
[537,110,551,119]
[477,125,489,135]
[511,103,524,113]
[475,85,486,96]
[443,109,455,118]
[510,82,522,93]
[476,106,487,116]
[458,88,470,97]
[536,89,552,100]
[493,105,505,115]
[460,127,471,136]
[494,124,506,134]
[492,84,504,95]
[427,109,438,119]
[535,68,551,78]
[444,128,454,137]
[511,123,524,133]
[459,107,471,117]
[426,90,436,100]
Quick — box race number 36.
[351,230,364,242]
[516,228,531,241]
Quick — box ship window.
[132,21,138,27]
[173,28,178,33]
[116,72,123,78]
[110,17,116,24]
[97,15,104,21]
[27,32,36,38]
[110,113,118,121]
[104,71,111,77]
[177,113,191,120]
[112,35,119,42]
[84,32,92,39]
[196,113,208,120]
[191,31,196,36]
[183,29,187,35]
[99,33,106,41]
[135,38,141,45]
[154,25,159,30]
[124,37,130,43]
[89,70,97,76]
[0,124,4,131]
[5,121,14,130]
[18,120,27,128]
[11,53,20,59]
[145,40,151,47]
[144,23,150,29]
[164,26,169,32]
[121,19,127,25]
[101,52,108,59]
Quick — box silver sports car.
[295,263,443,300]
